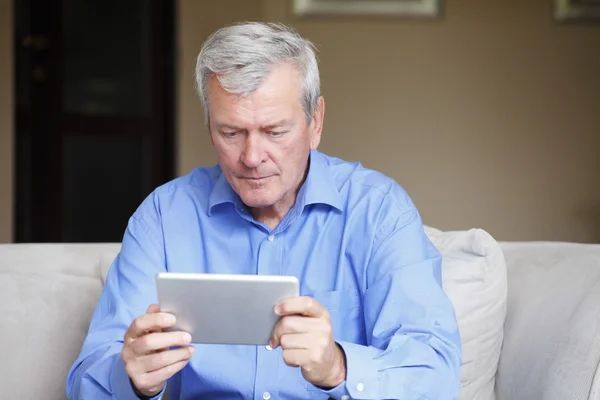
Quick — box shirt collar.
[299,149,343,211]
[208,168,243,215]
[207,149,343,216]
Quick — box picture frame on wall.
[554,0,600,21]
[292,0,442,18]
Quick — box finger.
[270,316,315,348]
[146,304,160,314]
[126,312,177,340]
[282,348,309,368]
[141,346,195,372]
[270,316,322,348]
[275,296,328,319]
[145,304,162,334]
[131,331,192,356]
[279,333,311,350]
[134,359,189,394]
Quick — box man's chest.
[161,208,374,294]
[160,209,371,342]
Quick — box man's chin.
[238,191,275,209]
[240,198,274,209]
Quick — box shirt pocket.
[309,289,362,339]
[299,289,363,394]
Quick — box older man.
[67,22,461,400]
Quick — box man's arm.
[322,194,462,399]
[66,196,169,400]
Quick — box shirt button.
[356,382,365,392]
[267,234,275,242]
[265,344,272,351]
[262,392,271,400]
[341,396,350,400]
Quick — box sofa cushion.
[0,243,121,400]
[424,226,508,400]
[496,241,600,400]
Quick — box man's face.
[208,63,324,211]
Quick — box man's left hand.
[269,296,347,388]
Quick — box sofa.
[2,227,600,400]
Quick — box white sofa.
[2,232,600,399]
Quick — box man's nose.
[240,134,267,168]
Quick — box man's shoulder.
[133,164,221,218]
[153,164,220,197]
[320,152,414,211]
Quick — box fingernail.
[164,315,175,325]
[274,305,281,315]
[182,333,192,343]
[189,346,195,354]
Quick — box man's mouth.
[240,175,273,181]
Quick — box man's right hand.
[122,304,195,397]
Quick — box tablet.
[155,272,299,345]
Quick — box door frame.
[13,0,175,242]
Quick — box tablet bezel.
[155,272,299,345]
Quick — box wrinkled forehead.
[207,65,304,129]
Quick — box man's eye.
[223,131,239,138]
[269,131,285,137]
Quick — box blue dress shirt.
[66,150,461,400]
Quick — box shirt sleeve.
[66,195,168,400]
[319,193,462,399]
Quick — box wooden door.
[14,0,175,242]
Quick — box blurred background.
[0,0,598,244]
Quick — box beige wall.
[1,0,598,243]
[178,0,600,242]
[0,0,13,243]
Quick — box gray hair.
[195,22,321,126]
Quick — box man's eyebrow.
[214,123,244,131]
[213,120,292,130]
[262,120,291,129]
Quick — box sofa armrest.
[496,242,600,400]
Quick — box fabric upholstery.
[496,241,600,400]
[0,243,120,400]
[3,237,600,400]
[425,226,508,400]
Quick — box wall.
[0,0,13,243]
[254,0,599,242]
[1,0,599,243]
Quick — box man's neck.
[250,161,310,230]
[250,195,295,230]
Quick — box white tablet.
[155,272,299,345]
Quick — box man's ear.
[207,117,215,146]
[309,96,325,150]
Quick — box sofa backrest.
[496,241,600,400]
[0,243,120,399]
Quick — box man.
[67,22,461,400]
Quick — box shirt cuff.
[328,340,380,399]
[111,354,166,400]
[317,380,351,399]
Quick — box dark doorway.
[14,0,175,242]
